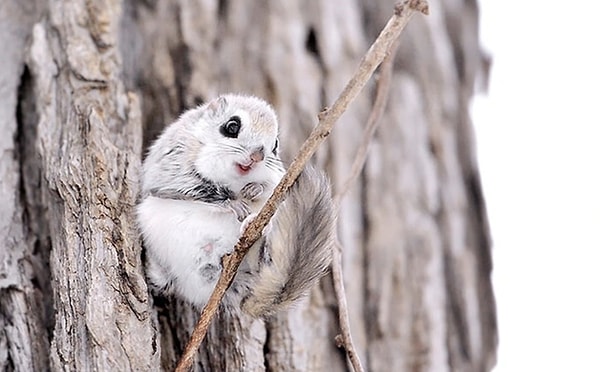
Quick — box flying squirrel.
[136,94,335,317]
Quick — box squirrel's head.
[182,94,283,190]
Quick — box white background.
[472,1,600,371]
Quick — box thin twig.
[333,39,400,207]
[174,2,429,371]
[331,36,401,372]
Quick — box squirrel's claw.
[228,199,251,222]
[240,182,265,202]
[239,212,273,237]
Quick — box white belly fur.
[137,196,241,305]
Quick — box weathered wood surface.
[0,0,496,371]
[1,0,158,370]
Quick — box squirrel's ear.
[206,96,227,116]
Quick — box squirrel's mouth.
[236,162,253,175]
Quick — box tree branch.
[175,1,429,370]
[333,40,399,208]
[331,35,401,372]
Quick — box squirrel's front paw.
[228,199,251,222]
[240,212,273,237]
[240,182,265,202]
[239,212,258,234]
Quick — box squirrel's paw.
[240,182,265,202]
[228,199,251,222]
[240,212,258,234]
[240,212,273,237]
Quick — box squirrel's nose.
[250,147,265,163]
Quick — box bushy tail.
[241,165,336,317]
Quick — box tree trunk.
[0,0,496,371]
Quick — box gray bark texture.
[0,0,496,371]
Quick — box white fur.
[137,197,241,304]
[137,94,334,317]
[137,94,285,308]
[190,107,277,192]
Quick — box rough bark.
[0,0,496,371]
[2,0,158,370]
[0,2,50,371]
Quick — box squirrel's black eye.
[220,116,241,138]
[272,138,279,156]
